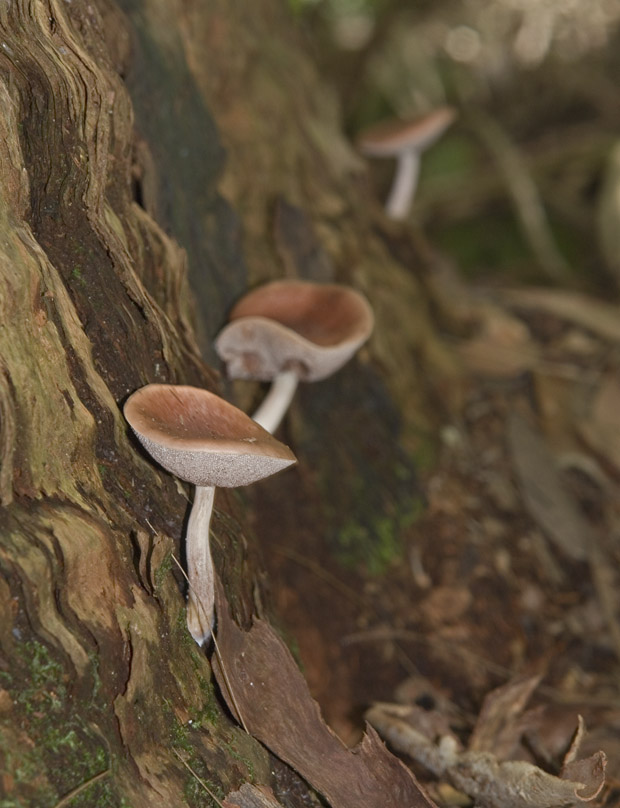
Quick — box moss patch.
[0,638,123,808]
[331,491,424,575]
[296,364,426,576]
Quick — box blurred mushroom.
[357,106,457,220]
[215,280,374,433]
[124,384,296,645]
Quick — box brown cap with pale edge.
[215,280,374,382]
[124,384,296,487]
[357,106,457,158]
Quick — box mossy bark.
[0,0,455,805]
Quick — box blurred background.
[288,0,620,291]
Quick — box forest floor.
[257,281,620,807]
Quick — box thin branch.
[172,748,225,808]
[52,769,110,808]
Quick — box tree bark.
[0,0,455,805]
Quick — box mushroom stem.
[385,149,421,221]
[252,369,299,434]
[185,484,216,646]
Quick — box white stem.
[185,484,216,646]
[252,369,299,434]
[385,149,421,221]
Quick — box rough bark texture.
[0,0,453,805]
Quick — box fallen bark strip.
[212,587,437,808]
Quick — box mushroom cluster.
[125,279,373,647]
[124,384,296,645]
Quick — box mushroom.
[215,280,374,434]
[357,106,457,221]
[124,384,296,646]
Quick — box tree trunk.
[0,1,454,805]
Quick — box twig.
[172,748,225,808]
[52,769,110,808]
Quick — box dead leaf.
[558,715,606,799]
[458,305,538,378]
[420,586,472,627]
[469,675,541,757]
[450,748,606,808]
[561,752,607,801]
[579,374,620,473]
[508,413,588,561]
[501,287,620,343]
[367,699,607,808]
[212,592,437,808]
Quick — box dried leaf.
[212,596,436,808]
[458,306,538,378]
[367,702,607,808]
[449,749,606,808]
[561,752,608,801]
[469,675,541,756]
[501,287,620,343]
[579,374,620,473]
[563,715,587,768]
[365,703,459,777]
[508,413,588,560]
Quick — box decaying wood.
[0,0,454,805]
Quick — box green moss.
[223,731,257,782]
[167,713,193,753]
[0,638,125,807]
[191,676,219,728]
[154,550,174,592]
[333,494,425,575]
[183,768,223,808]
[162,686,217,750]
[164,708,222,808]
[71,265,86,286]
[420,133,478,180]
[172,606,203,660]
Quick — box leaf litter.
[215,280,620,808]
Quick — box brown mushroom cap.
[124,384,296,487]
[215,280,374,382]
[357,106,457,158]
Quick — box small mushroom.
[357,106,457,221]
[124,384,296,646]
[215,280,374,433]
